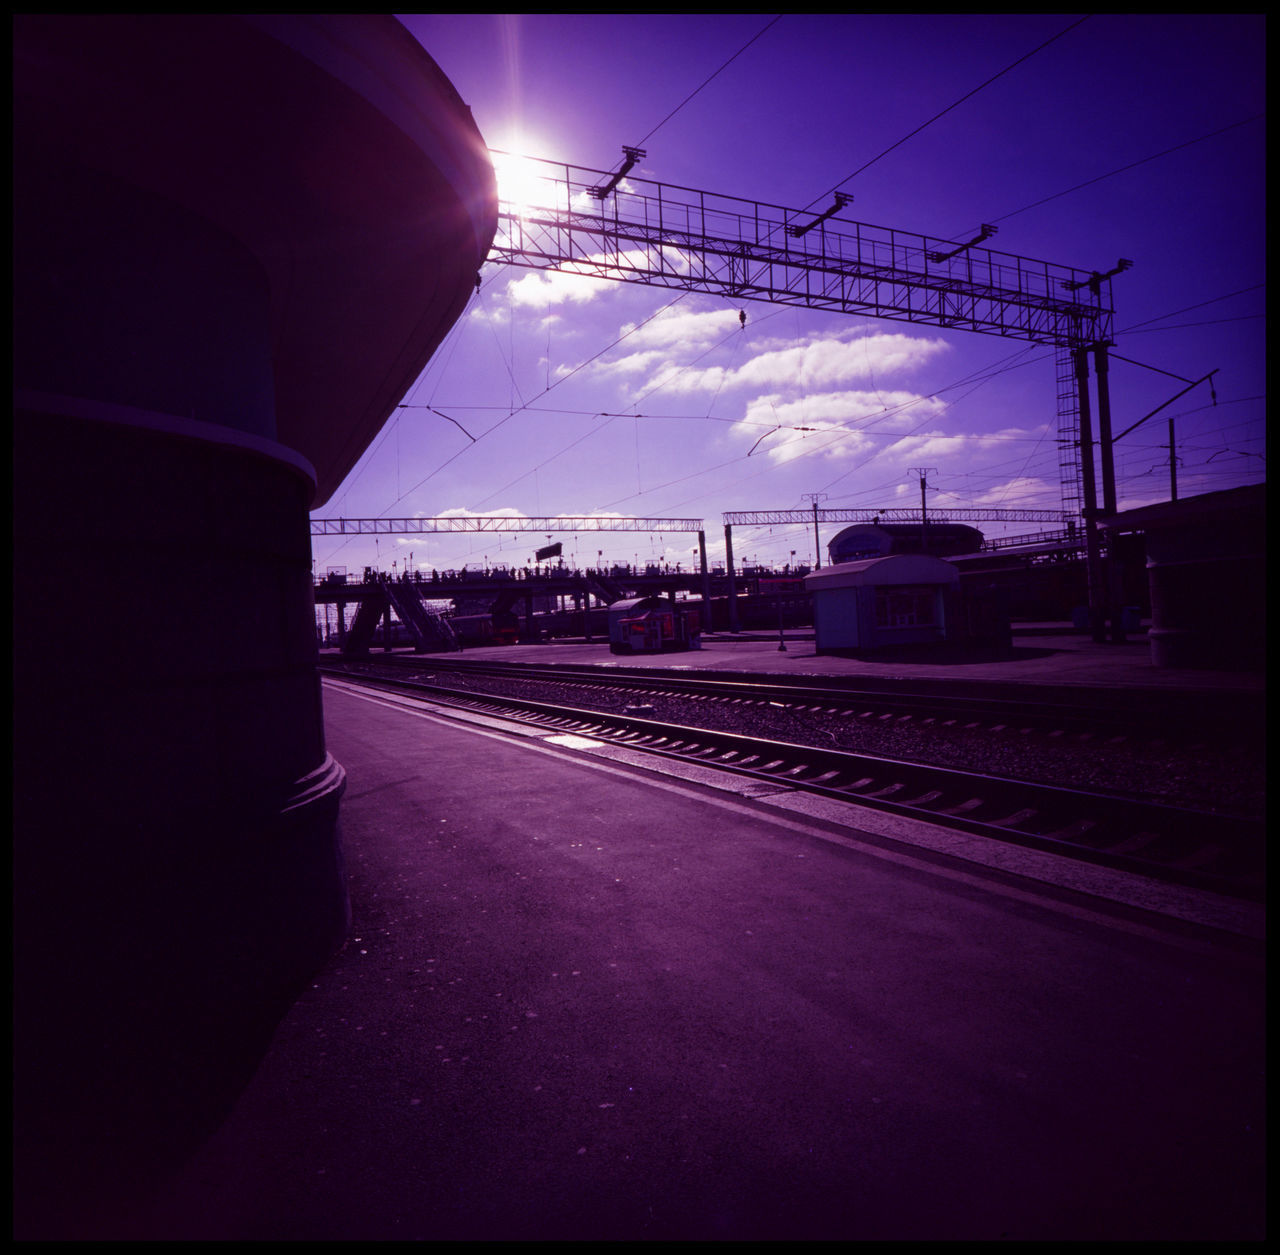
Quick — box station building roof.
[13,14,497,506]
[1097,482,1265,533]
[804,554,961,591]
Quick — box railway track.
[321,663,1266,903]
[327,652,1261,745]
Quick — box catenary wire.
[806,14,1091,211]
[630,16,783,151]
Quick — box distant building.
[1098,483,1265,670]
[827,522,985,563]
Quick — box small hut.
[805,554,960,652]
[607,596,702,654]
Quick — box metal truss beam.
[311,515,705,536]
[488,155,1114,347]
[723,507,1073,527]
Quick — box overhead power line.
[387,291,692,513]
[632,16,783,150]
[809,14,1091,210]
[968,114,1264,233]
[1118,283,1264,335]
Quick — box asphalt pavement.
[109,681,1264,1241]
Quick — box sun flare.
[492,151,555,217]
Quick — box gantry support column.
[698,530,713,635]
[724,524,740,632]
[1072,347,1108,643]
[1093,342,1127,642]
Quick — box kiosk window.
[875,586,937,628]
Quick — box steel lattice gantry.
[723,507,1073,527]
[487,154,1128,640]
[310,515,703,536]
[486,155,1115,347]
[311,514,717,605]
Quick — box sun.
[491,150,556,218]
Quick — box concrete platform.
[113,683,1264,1241]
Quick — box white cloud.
[433,506,528,520]
[742,389,947,430]
[749,422,880,465]
[595,324,950,397]
[729,389,951,465]
[730,331,948,393]
[877,426,1034,465]
[493,246,680,317]
[556,348,669,381]
[502,269,614,310]
[618,305,742,351]
[966,477,1062,509]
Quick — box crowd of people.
[320,560,720,587]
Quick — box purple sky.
[312,13,1264,576]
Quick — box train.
[449,610,520,647]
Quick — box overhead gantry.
[487,151,1114,345]
[312,514,716,614]
[486,151,1129,639]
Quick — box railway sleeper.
[931,797,987,816]
[1107,831,1164,856]
[1040,817,1100,842]
[975,806,1041,829]
[836,776,880,793]
[897,789,946,807]
[864,782,907,800]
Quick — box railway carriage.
[449,612,519,647]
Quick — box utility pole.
[908,469,937,552]
[1111,367,1217,496]
[803,492,828,568]
[1093,347,1217,642]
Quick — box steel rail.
[330,654,1257,742]
[321,666,1264,902]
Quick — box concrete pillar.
[13,101,347,1230]
[12,11,493,1235]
